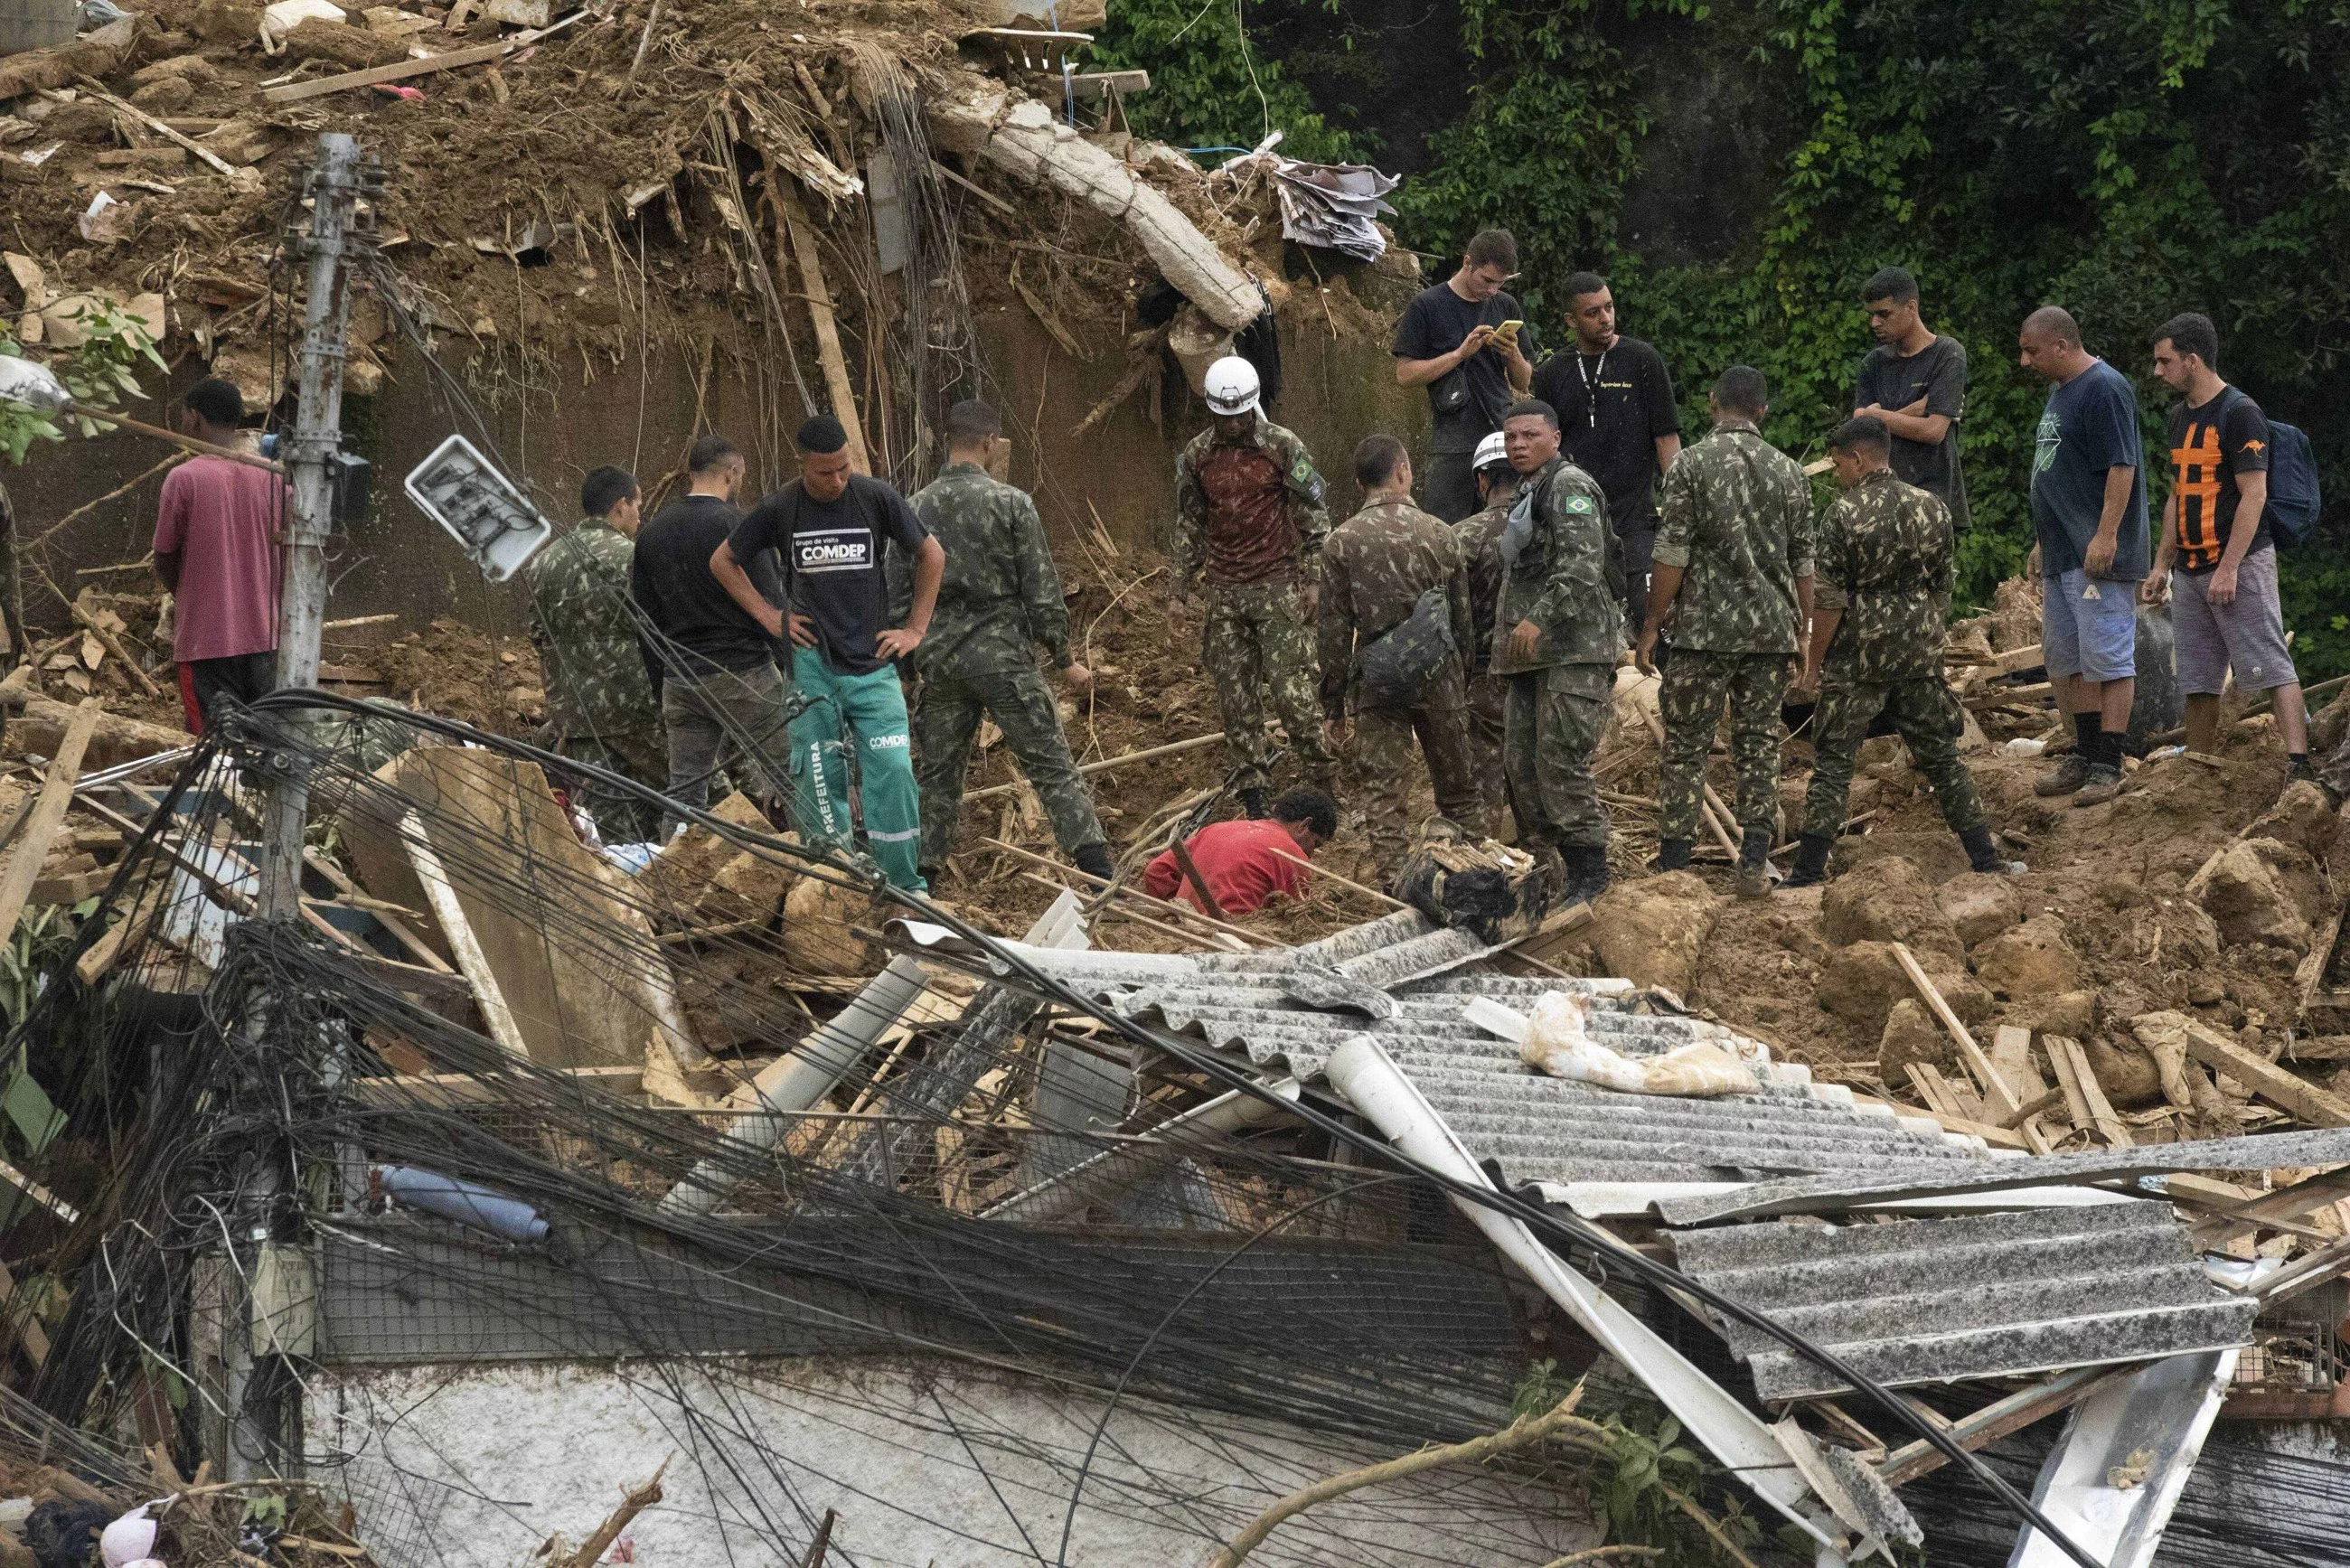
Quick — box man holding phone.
[1392,229,1537,522]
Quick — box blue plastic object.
[381,1165,550,1243]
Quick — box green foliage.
[1088,0,1353,164]
[1509,1361,1760,1565]
[0,302,168,465]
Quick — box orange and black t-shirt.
[2166,390,2271,573]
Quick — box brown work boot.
[2072,763,2125,806]
[1732,828,1773,900]
[2033,753,2092,796]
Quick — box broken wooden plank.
[1848,1091,2028,1150]
[399,812,530,1060]
[73,79,251,187]
[0,700,99,953]
[75,874,173,986]
[258,13,586,104]
[2176,1167,2350,1247]
[1891,944,2046,1154]
[964,731,1223,803]
[1877,1366,2128,1488]
[2052,1037,2132,1146]
[1904,1061,1957,1118]
[2177,1020,2350,1127]
[2044,1033,2095,1133]
[775,183,870,475]
[304,848,453,974]
[1067,69,1149,98]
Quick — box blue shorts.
[2042,570,2138,683]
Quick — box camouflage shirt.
[898,461,1071,677]
[1492,457,1622,673]
[526,517,658,743]
[1173,414,1330,588]
[1317,495,1472,716]
[1651,420,1815,654]
[1454,483,1517,671]
[1814,469,1953,684]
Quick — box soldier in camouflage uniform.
[1454,431,1518,822]
[1789,416,2018,887]
[526,465,664,844]
[898,401,1113,883]
[1318,435,1483,882]
[1635,368,1813,897]
[1174,356,1338,817]
[1493,399,1622,904]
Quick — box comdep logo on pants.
[794,528,872,573]
[868,733,908,749]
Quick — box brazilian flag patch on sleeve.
[1562,494,1595,514]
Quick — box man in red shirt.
[1142,789,1337,916]
[153,379,286,733]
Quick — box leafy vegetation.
[0,301,169,465]
[1096,0,2350,667]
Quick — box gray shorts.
[2172,548,2298,696]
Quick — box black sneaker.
[2034,753,2092,797]
[2289,758,2321,787]
[2072,763,2125,806]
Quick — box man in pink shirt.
[1142,789,1336,916]
[153,379,286,733]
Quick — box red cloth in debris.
[1142,818,1312,915]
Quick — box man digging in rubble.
[1492,399,1620,906]
[1787,416,2021,887]
[1636,366,1813,898]
[1318,434,1482,885]
[630,435,793,832]
[1452,430,1518,823]
[528,465,663,845]
[898,399,1114,886]
[1173,355,1339,819]
[715,415,944,893]
[1142,787,1338,916]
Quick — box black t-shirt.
[630,494,786,687]
[1529,335,1680,532]
[2167,389,2272,573]
[1855,334,1969,530]
[1391,282,1537,454]
[731,474,930,675]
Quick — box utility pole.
[258,133,364,917]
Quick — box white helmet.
[1202,355,1261,417]
[1472,430,1509,473]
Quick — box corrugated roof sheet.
[1672,1202,2257,1401]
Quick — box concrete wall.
[1,297,1425,640]
[307,1357,1593,1568]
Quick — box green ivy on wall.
[1088,0,1355,164]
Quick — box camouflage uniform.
[1454,481,1517,821]
[1804,470,1986,839]
[1651,419,1814,844]
[526,516,664,843]
[1319,495,1482,878]
[1175,415,1337,792]
[1493,458,1622,853]
[898,461,1105,870]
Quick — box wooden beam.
[964,732,1224,803]
[304,849,453,973]
[1878,1366,2127,1488]
[2180,1166,2350,1247]
[2177,1020,2350,1127]
[2052,1037,2131,1146]
[74,79,249,184]
[1067,69,1150,98]
[774,183,870,475]
[399,812,531,1060]
[0,700,99,953]
[1892,943,2048,1154]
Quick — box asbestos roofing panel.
[1671,1202,2258,1401]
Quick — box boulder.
[1876,998,1952,1086]
[1936,872,2023,948]
[635,791,775,922]
[2152,899,2223,968]
[282,16,405,67]
[128,75,196,112]
[128,52,219,87]
[782,875,877,974]
[1819,939,1991,1034]
[2248,780,2339,861]
[1971,914,2088,998]
[1820,856,1962,960]
[2250,837,2331,925]
[2082,1033,2165,1108]
[1998,989,2099,1043]
[2186,839,2312,953]
[1591,871,1716,995]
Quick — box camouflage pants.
[915,662,1105,869]
[1804,677,1986,840]
[1464,670,1509,822]
[1202,582,1337,792]
[558,724,666,846]
[1350,662,1484,879]
[2323,729,2350,803]
[1501,663,1612,852]
[1659,649,1789,844]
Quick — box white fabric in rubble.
[1269,159,1401,261]
[1518,991,1760,1097]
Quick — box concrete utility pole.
[258,133,363,917]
